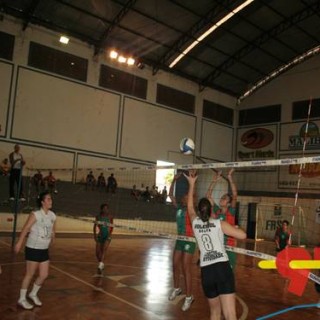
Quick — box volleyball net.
[3,155,319,249]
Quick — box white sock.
[19,289,28,301]
[30,283,41,296]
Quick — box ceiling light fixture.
[118,56,127,63]
[127,57,135,65]
[59,35,69,44]
[169,0,254,68]
[110,50,118,59]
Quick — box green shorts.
[97,235,111,244]
[175,240,196,254]
[227,251,237,269]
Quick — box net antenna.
[290,97,313,245]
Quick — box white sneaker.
[98,262,104,270]
[18,299,33,310]
[181,295,194,311]
[28,294,42,306]
[19,197,26,202]
[168,288,182,301]
[9,197,15,201]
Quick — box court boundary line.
[50,264,164,320]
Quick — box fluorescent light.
[169,0,254,68]
[127,57,135,65]
[118,56,127,63]
[110,50,118,59]
[59,36,69,44]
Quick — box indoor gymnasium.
[1,1,320,319]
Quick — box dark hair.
[37,191,51,208]
[283,220,289,225]
[198,198,212,222]
[100,203,108,212]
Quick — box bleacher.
[0,175,176,222]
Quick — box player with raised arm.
[168,172,196,311]
[184,170,246,320]
[206,169,238,269]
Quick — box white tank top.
[192,217,228,267]
[26,209,56,249]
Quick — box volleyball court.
[1,156,320,319]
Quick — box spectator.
[44,171,58,194]
[97,173,106,191]
[142,186,151,202]
[161,186,168,203]
[106,173,117,194]
[33,170,44,192]
[0,158,10,176]
[9,144,26,201]
[86,171,96,190]
[130,184,140,200]
[150,185,159,202]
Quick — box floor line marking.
[50,264,163,320]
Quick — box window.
[99,65,147,99]
[239,105,281,126]
[156,84,195,114]
[0,31,14,60]
[28,42,88,81]
[203,100,233,125]
[292,98,320,120]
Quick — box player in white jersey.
[14,191,56,310]
[184,171,246,320]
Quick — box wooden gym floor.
[0,235,319,320]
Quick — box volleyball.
[180,137,195,155]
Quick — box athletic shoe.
[19,197,26,202]
[28,294,42,306]
[54,190,58,194]
[168,288,182,301]
[9,197,15,201]
[18,299,33,310]
[181,295,194,311]
[98,262,104,270]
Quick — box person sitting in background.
[161,186,168,203]
[96,173,106,191]
[142,186,151,202]
[130,185,140,201]
[150,185,159,202]
[86,171,96,190]
[106,173,117,194]
[32,170,44,192]
[0,158,10,176]
[44,171,58,194]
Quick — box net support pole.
[11,167,23,248]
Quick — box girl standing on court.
[94,203,113,271]
[184,170,246,320]
[15,191,56,310]
[168,172,196,312]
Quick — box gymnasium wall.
[0,15,236,177]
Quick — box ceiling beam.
[94,0,137,55]
[152,0,234,74]
[216,0,300,55]
[22,0,41,30]
[200,1,320,88]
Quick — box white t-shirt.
[192,217,228,267]
[12,152,23,169]
[26,209,56,250]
